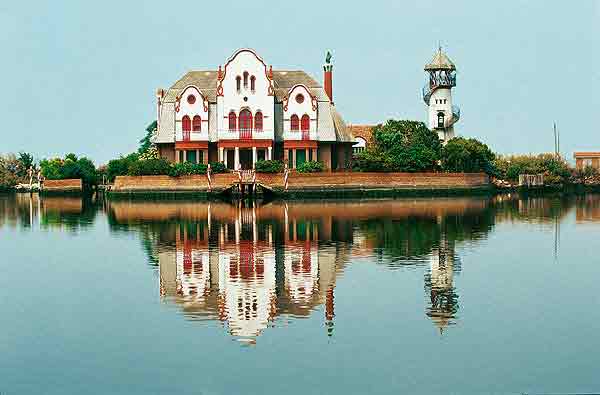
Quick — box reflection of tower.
[424,240,460,333]
[423,46,460,143]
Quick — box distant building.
[153,48,354,170]
[347,125,375,155]
[574,152,600,170]
[422,47,460,143]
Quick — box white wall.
[175,86,209,142]
[283,84,318,141]
[217,49,275,141]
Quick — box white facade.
[428,87,455,141]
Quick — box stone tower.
[422,47,460,143]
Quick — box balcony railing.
[301,130,310,140]
[182,130,190,141]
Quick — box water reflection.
[2,193,600,341]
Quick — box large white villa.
[153,48,354,170]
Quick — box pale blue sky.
[1,0,598,164]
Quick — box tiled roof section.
[331,106,353,143]
[574,152,600,158]
[162,70,329,103]
[347,125,377,144]
[424,48,456,71]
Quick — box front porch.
[218,140,273,170]
[175,142,209,164]
[284,141,318,169]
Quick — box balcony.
[283,130,314,141]
[176,130,208,142]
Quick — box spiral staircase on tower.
[422,76,460,128]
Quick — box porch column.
[252,147,257,169]
[204,149,209,164]
[223,149,228,168]
[312,148,317,162]
[267,146,272,160]
[196,149,200,164]
[305,148,309,162]
[292,149,297,169]
[234,147,240,170]
[219,147,224,162]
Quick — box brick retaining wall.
[112,172,489,193]
[43,179,83,192]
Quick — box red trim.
[175,141,208,149]
[284,140,318,149]
[219,140,273,148]
[217,49,275,98]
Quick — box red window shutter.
[255,111,263,131]
[290,115,299,131]
[229,112,237,130]
[192,115,201,131]
[301,115,310,131]
[182,116,191,131]
[239,109,253,130]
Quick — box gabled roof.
[424,48,456,71]
[162,70,331,103]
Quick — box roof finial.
[325,50,333,65]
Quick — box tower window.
[236,76,241,92]
[437,112,445,128]
[243,72,249,89]
[250,76,256,91]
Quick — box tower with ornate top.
[422,47,460,143]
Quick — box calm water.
[1,193,599,394]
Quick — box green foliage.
[17,152,35,177]
[138,146,159,161]
[127,158,171,176]
[296,161,324,173]
[255,160,283,173]
[353,120,441,172]
[40,155,99,186]
[139,120,158,154]
[494,154,571,183]
[441,137,496,174]
[0,154,21,189]
[106,153,139,182]
[168,162,208,177]
[209,162,228,173]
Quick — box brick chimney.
[323,51,333,103]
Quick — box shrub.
[255,160,283,173]
[168,162,207,177]
[494,154,571,184]
[40,155,99,186]
[441,137,496,174]
[352,120,441,172]
[209,162,228,173]
[106,153,139,181]
[296,161,324,173]
[0,154,21,190]
[127,158,171,176]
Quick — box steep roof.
[424,48,456,71]
[162,70,330,103]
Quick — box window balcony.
[176,130,208,142]
[283,130,314,141]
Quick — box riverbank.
[107,172,492,199]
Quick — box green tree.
[139,121,158,154]
[17,152,35,177]
[353,120,441,172]
[441,137,496,174]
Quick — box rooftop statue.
[325,51,332,65]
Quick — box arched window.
[229,111,237,131]
[243,72,249,88]
[301,114,310,131]
[437,112,445,128]
[254,111,263,131]
[236,76,241,92]
[192,115,201,131]
[239,109,253,130]
[182,115,191,132]
[250,76,256,91]
[290,115,299,131]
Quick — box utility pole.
[553,122,558,157]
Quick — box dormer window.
[192,115,201,131]
[296,94,305,104]
[182,116,191,132]
[301,114,310,131]
[187,94,196,105]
